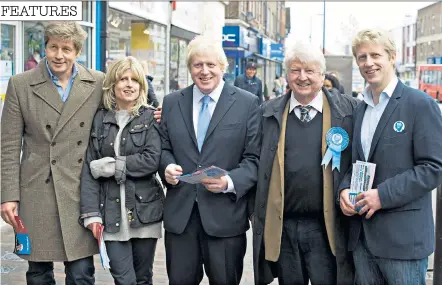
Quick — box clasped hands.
[165,164,228,193]
[340,188,382,219]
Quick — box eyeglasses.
[289,69,323,77]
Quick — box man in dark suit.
[158,35,261,285]
[339,28,442,285]
[253,41,357,285]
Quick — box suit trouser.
[165,203,247,285]
[353,234,428,285]
[105,238,158,285]
[276,216,336,285]
[26,256,94,285]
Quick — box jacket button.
[80,122,85,127]
[46,124,51,129]
[271,147,276,151]
[260,204,264,208]
[139,196,142,200]
[110,142,113,146]
[264,174,268,180]
[130,129,134,132]
[51,142,56,146]
[100,204,103,208]
[78,158,83,163]
[279,215,282,220]
[51,160,56,165]
[45,178,50,184]
[77,141,82,146]
[116,223,119,227]
[198,165,202,168]
[116,198,120,203]
[256,230,262,235]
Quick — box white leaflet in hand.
[176,166,228,184]
[349,160,376,205]
[98,227,111,270]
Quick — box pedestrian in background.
[140,60,160,108]
[80,56,163,285]
[234,61,264,105]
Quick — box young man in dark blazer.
[158,35,261,285]
[339,28,442,285]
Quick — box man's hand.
[355,189,382,219]
[154,106,162,123]
[1,202,19,228]
[165,164,182,185]
[200,176,228,193]
[87,222,102,240]
[340,189,357,217]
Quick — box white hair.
[284,41,326,74]
[186,35,229,73]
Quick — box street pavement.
[0,220,277,285]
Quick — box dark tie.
[298,105,312,122]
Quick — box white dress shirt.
[289,90,323,119]
[360,76,399,160]
[191,81,235,193]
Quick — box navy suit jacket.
[340,80,442,259]
[158,83,261,237]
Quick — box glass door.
[0,21,19,119]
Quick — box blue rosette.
[321,127,349,171]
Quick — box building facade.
[416,1,442,66]
[223,1,288,98]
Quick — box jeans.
[26,256,95,285]
[353,236,428,285]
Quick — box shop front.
[107,2,168,103]
[169,26,198,92]
[222,25,249,84]
[0,2,94,117]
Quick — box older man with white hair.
[157,35,261,285]
[252,41,358,285]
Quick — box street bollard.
[435,185,442,285]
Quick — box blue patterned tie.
[197,96,212,152]
[299,105,312,122]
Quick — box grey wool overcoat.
[1,59,104,261]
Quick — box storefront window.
[0,23,15,117]
[169,37,189,92]
[107,8,167,102]
[22,22,92,71]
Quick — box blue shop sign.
[435,57,442,64]
[259,37,271,58]
[270,43,284,61]
[222,26,248,49]
[427,57,436,64]
[224,49,245,58]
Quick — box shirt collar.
[193,80,225,104]
[45,59,78,82]
[289,90,323,113]
[362,76,398,107]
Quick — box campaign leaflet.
[14,216,31,255]
[349,160,376,207]
[176,166,228,184]
[97,225,110,270]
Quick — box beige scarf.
[264,92,336,261]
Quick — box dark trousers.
[105,238,158,285]
[276,216,336,285]
[165,203,247,285]
[353,235,428,285]
[26,256,94,285]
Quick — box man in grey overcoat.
[1,21,104,284]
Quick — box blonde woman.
[79,56,163,285]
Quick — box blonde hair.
[102,56,149,116]
[44,21,87,53]
[352,29,396,60]
[284,41,326,74]
[187,35,228,73]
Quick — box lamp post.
[322,0,326,54]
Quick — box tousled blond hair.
[186,35,228,73]
[352,29,396,60]
[44,21,87,53]
[102,56,149,116]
